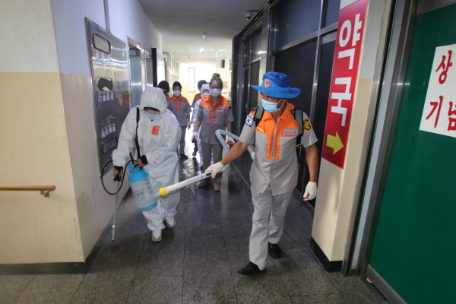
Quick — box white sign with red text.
[420,44,456,138]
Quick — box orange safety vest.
[252,102,300,161]
[201,95,230,122]
[169,95,188,111]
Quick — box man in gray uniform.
[168,81,191,159]
[206,72,319,274]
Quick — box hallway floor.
[0,142,387,304]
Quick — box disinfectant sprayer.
[159,172,212,196]
[158,131,255,197]
[127,163,160,211]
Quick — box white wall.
[178,59,232,103]
[51,0,105,75]
[179,63,216,85]
[178,63,215,103]
[109,0,162,52]
[0,0,60,72]
[0,0,82,263]
[215,57,232,98]
[0,0,163,264]
[50,0,162,76]
[50,0,163,259]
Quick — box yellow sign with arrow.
[327,132,344,154]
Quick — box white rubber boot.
[166,217,176,228]
[151,229,162,242]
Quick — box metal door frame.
[85,18,129,176]
[127,37,146,107]
[351,0,417,279]
[349,0,456,302]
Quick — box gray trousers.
[200,140,223,186]
[249,185,293,270]
[179,126,186,155]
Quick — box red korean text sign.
[322,0,368,169]
[419,44,456,137]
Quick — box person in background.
[191,80,207,156]
[212,73,221,80]
[157,80,170,102]
[205,72,319,274]
[168,81,191,159]
[112,87,181,242]
[192,80,207,108]
[190,83,210,167]
[192,77,233,191]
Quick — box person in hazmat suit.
[112,87,181,242]
[206,72,319,274]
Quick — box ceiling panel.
[138,0,266,64]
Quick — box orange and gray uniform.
[198,95,234,185]
[192,93,201,108]
[168,95,191,155]
[238,101,317,270]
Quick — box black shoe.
[180,154,188,159]
[268,242,281,259]
[237,262,265,275]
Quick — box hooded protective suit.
[113,87,181,233]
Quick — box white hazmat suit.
[113,87,181,239]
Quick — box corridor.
[0,136,385,303]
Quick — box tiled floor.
[0,144,388,304]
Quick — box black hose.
[101,159,132,195]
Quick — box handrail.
[215,130,256,160]
[0,185,56,197]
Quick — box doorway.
[366,1,456,303]
[128,39,143,108]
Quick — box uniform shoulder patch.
[152,126,160,135]
[245,114,254,127]
[303,119,312,131]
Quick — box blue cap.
[251,72,300,99]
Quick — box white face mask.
[173,90,181,97]
[201,92,210,97]
[210,88,221,98]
